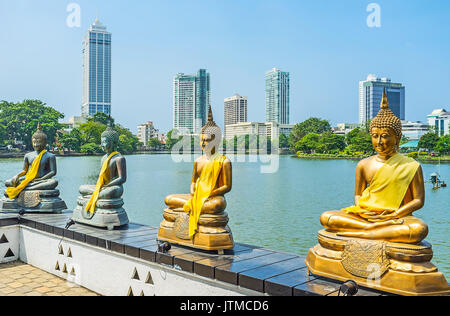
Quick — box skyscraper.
[173,69,210,134]
[266,68,290,124]
[359,74,405,125]
[82,19,112,117]
[224,94,247,126]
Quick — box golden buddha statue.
[157,105,234,252]
[305,89,450,296]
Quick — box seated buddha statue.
[0,123,67,213]
[305,89,450,296]
[72,121,129,230]
[158,105,234,252]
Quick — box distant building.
[225,122,294,141]
[224,94,247,126]
[359,74,405,125]
[61,116,87,132]
[224,94,247,139]
[333,123,360,135]
[401,121,429,140]
[137,121,159,146]
[266,68,290,124]
[427,109,450,137]
[173,69,210,135]
[81,19,112,117]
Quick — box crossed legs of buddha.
[79,184,124,199]
[320,210,428,244]
[165,194,227,213]
[4,178,58,193]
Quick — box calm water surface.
[1,154,448,279]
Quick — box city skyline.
[1,1,450,134]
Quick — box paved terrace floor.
[0,261,99,296]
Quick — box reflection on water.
[0,154,448,279]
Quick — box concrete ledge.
[0,212,388,296]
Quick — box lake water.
[1,154,449,279]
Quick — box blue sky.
[1,0,449,133]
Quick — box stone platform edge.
[0,212,389,296]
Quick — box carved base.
[157,208,234,251]
[305,230,450,296]
[0,190,67,214]
[72,196,129,230]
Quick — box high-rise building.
[266,68,290,124]
[137,121,159,146]
[82,19,112,117]
[224,94,247,126]
[173,69,210,135]
[359,75,405,125]
[427,109,450,137]
[224,122,294,141]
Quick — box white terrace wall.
[16,226,260,296]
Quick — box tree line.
[0,100,141,154]
[288,118,373,156]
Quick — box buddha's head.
[200,105,222,155]
[32,123,48,152]
[101,119,119,153]
[369,88,402,157]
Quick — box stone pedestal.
[157,207,234,251]
[305,230,450,296]
[0,189,67,214]
[72,195,129,231]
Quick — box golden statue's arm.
[210,158,232,197]
[189,160,199,195]
[354,160,368,205]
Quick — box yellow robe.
[184,154,226,239]
[6,150,47,199]
[344,153,420,217]
[85,151,119,214]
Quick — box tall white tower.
[82,19,112,117]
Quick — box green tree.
[166,129,182,150]
[88,112,113,126]
[0,100,64,149]
[295,133,320,154]
[115,124,142,154]
[317,132,346,154]
[346,128,373,153]
[289,118,331,151]
[435,135,450,155]
[80,143,102,155]
[278,133,289,149]
[79,121,105,145]
[418,132,440,152]
[59,129,82,152]
[148,138,162,150]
